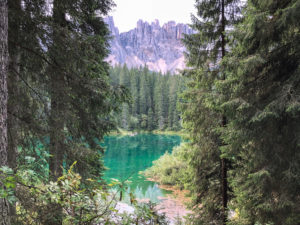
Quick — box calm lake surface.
[102,134,181,203]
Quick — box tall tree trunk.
[7,0,21,222]
[46,1,66,224]
[221,0,228,224]
[49,0,66,182]
[0,0,11,224]
[8,0,20,172]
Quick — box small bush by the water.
[144,143,191,189]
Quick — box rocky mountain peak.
[105,16,192,74]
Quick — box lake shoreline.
[103,133,182,203]
[109,128,188,139]
[146,177,193,223]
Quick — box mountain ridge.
[105,16,192,74]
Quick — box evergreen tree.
[220,1,300,224]
[130,68,140,118]
[121,103,130,129]
[2,0,125,222]
[182,0,240,223]
[41,0,122,181]
[8,0,50,178]
[168,77,178,129]
[147,108,155,131]
[110,66,185,131]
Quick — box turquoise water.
[102,134,181,203]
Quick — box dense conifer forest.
[110,66,185,131]
[0,0,299,224]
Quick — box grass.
[152,130,189,139]
[109,128,189,139]
[108,128,137,136]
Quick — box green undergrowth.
[144,142,192,190]
[0,163,170,225]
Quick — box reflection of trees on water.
[102,134,180,202]
[117,184,170,204]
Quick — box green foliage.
[120,202,169,225]
[0,164,170,225]
[218,0,300,224]
[181,0,241,223]
[4,0,128,223]
[4,0,128,189]
[144,143,191,189]
[110,66,186,132]
[182,0,300,224]
[0,167,16,203]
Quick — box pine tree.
[37,0,122,182]
[7,0,51,178]
[182,0,240,223]
[220,1,300,224]
[139,67,150,115]
[110,66,184,131]
[147,108,155,131]
[130,68,139,118]
[0,0,124,223]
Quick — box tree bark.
[49,0,66,183]
[7,0,22,222]
[46,1,66,224]
[0,0,11,224]
[8,0,21,171]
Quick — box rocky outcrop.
[105,17,192,74]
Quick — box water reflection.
[102,134,181,202]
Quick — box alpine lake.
[102,134,181,203]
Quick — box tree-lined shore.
[110,66,186,132]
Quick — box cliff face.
[105,17,192,74]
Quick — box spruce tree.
[220,0,300,224]
[7,0,50,179]
[182,0,240,223]
[109,65,185,131]
[0,0,126,223]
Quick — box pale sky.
[109,0,196,32]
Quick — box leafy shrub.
[1,163,170,225]
[144,143,192,189]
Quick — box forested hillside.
[110,66,186,131]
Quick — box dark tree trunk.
[49,0,66,183]
[0,0,11,224]
[7,0,22,222]
[46,1,66,224]
[221,0,228,224]
[8,0,20,171]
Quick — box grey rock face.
[104,17,192,74]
